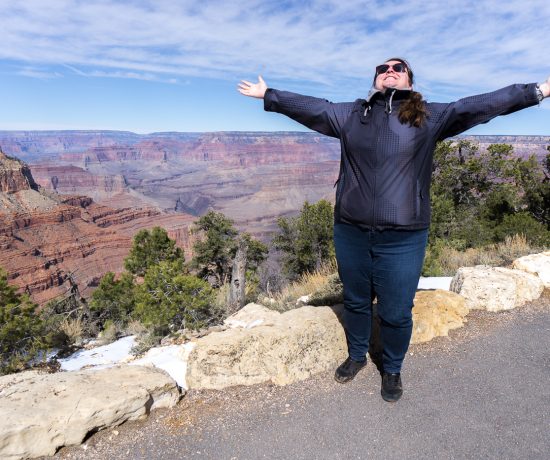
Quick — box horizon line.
[0,129,549,138]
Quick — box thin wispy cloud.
[1,0,549,100]
[17,68,63,79]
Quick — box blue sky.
[1,0,549,135]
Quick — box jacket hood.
[366,87,413,102]
[364,87,413,115]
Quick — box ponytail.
[397,91,428,127]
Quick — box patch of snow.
[58,334,196,390]
[417,277,453,291]
[58,336,136,371]
[131,342,196,390]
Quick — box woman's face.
[374,60,411,91]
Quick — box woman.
[239,58,549,402]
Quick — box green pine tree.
[89,271,136,328]
[134,260,214,333]
[124,227,184,276]
[191,211,268,287]
[273,199,335,279]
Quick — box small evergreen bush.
[0,269,46,375]
[134,260,214,333]
[124,227,185,276]
[89,271,136,329]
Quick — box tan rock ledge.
[0,365,180,460]
[451,265,544,311]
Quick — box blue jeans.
[334,223,428,373]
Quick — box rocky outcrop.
[186,304,347,390]
[0,150,38,193]
[411,290,469,343]
[512,251,550,289]
[0,366,180,460]
[450,266,544,311]
[0,201,195,304]
[82,204,160,227]
[2,132,341,238]
[30,164,127,195]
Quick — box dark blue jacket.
[264,84,539,230]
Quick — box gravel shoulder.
[49,292,550,460]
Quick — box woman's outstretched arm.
[435,75,550,141]
[237,75,356,138]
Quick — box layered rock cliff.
[0,150,39,193]
[0,150,195,305]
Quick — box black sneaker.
[334,357,367,383]
[381,372,403,402]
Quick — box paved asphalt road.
[53,298,550,460]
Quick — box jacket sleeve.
[435,83,540,140]
[263,88,355,138]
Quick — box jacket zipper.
[371,90,397,228]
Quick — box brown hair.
[398,91,428,128]
[375,57,428,127]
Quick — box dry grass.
[125,319,148,336]
[438,234,545,275]
[268,259,338,312]
[60,317,84,345]
[212,282,231,311]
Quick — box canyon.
[0,131,548,304]
[0,149,195,305]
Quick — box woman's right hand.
[238,75,267,99]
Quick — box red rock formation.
[30,164,127,194]
[0,150,39,193]
[0,152,196,305]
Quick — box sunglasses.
[375,63,407,75]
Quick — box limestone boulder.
[0,365,180,460]
[224,302,281,329]
[512,251,550,289]
[450,266,543,311]
[411,290,469,344]
[187,304,347,390]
